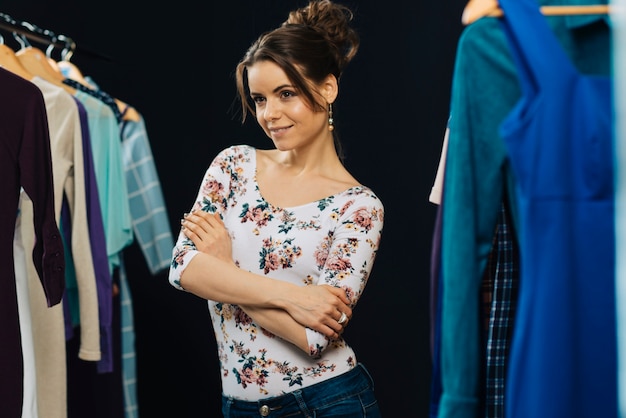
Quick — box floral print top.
[169,145,384,400]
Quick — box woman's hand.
[181,211,232,262]
[281,284,352,336]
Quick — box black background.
[1,1,467,416]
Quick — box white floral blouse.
[169,145,384,400]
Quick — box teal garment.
[439,2,610,417]
[66,91,133,330]
[74,90,134,272]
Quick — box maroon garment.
[1,68,65,417]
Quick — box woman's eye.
[252,96,265,105]
[280,91,296,99]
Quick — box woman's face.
[247,60,329,151]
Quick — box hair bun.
[285,0,359,69]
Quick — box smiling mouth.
[269,126,291,134]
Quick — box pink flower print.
[314,236,332,266]
[326,256,352,273]
[353,207,373,231]
[338,200,354,216]
[204,178,224,195]
[235,307,252,326]
[238,367,256,388]
[173,252,186,268]
[264,252,281,274]
[243,205,271,227]
[344,286,356,302]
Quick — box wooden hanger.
[16,45,76,95]
[56,59,94,88]
[54,57,140,122]
[116,99,141,122]
[462,0,611,25]
[53,38,140,123]
[0,43,34,80]
[0,16,141,122]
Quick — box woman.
[168,1,384,416]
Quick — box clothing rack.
[0,12,113,62]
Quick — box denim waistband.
[222,363,376,417]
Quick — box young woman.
[168,1,384,416]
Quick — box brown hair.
[235,0,359,150]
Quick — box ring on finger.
[338,312,348,325]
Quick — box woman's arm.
[177,211,349,341]
[238,305,316,352]
[301,191,385,354]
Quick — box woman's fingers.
[182,211,233,261]
[202,211,225,228]
[183,212,221,239]
[292,284,352,336]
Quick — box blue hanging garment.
[497,0,617,417]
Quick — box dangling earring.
[328,103,334,132]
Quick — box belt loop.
[292,390,312,417]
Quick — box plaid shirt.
[481,202,519,418]
[118,113,174,418]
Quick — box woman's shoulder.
[211,144,257,166]
[338,185,384,211]
[329,185,384,232]
[207,145,257,178]
[218,144,256,157]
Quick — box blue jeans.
[221,363,382,417]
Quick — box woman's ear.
[323,74,339,104]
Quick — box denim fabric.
[222,363,381,417]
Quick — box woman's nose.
[263,100,280,121]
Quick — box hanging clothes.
[0,66,66,418]
[614,0,626,416]
[118,111,175,418]
[14,195,40,418]
[497,0,616,416]
[69,94,114,374]
[63,87,130,418]
[19,75,100,418]
[1,15,171,417]
[429,144,519,418]
[438,1,612,417]
[478,201,518,418]
[81,73,174,418]
[70,90,133,273]
[119,113,175,275]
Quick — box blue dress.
[497,0,616,416]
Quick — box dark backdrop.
[1,1,466,416]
